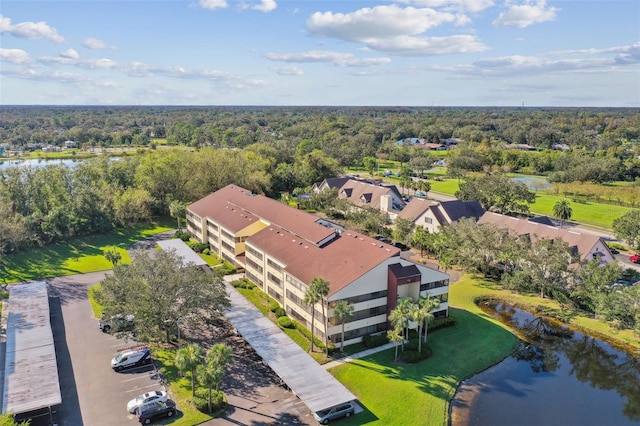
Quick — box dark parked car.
[607,246,619,254]
[136,399,177,424]
[392,241,409,251]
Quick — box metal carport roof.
[223,281,357,414]
[2,281,61,415]
[157,239,208,267]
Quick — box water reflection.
[451,302,640,426]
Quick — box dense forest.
[1,106,640,332]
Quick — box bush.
[430,315,457,331]
[274,307,286,318]
[269,301,280,313]
[203,248,210,255]
[278,316,294,328]
[193,388,226,413]
[174,231,190,241]
[231,278,255,289]
[362,333,389,348]
[188,242,209,253]
[292,320,335,352]
[399,347,432,363]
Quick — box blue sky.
[1,0,638,106]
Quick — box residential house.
[311,177,353,194]
[398,198,485,233]
[186,184,450,347]
[337,179,406,221]
[478,212,615,265]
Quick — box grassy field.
[331,295,518,425]
[0,219,174,284]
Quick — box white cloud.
[367,34,488,56]
[0,48,32,64]
[82,37,116,50]
[493,0,558,28]
[199,0,228,10]
[306,5,487,56]
[271,66,303,76]
[252,0,277,12]
[0,14,64,42]
[397,0,494,13]
[60,49,79,59]
[264,50,391,67]
[307,5,456,41]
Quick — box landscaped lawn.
[331,305,517,426]
[0,219,174,284]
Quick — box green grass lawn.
[152,348,216,425]
[331,306,517,426]
[0,219,174,284]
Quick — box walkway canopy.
[2,281,61,416]
[157,239,208,268]
[224,281,357,414]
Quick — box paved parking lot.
[46,272,167,426]
[37,271,315,426]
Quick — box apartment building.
[187,184,449,347]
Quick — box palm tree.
[175,343,203,397]
[197,361,223,413]
[387,326,403,362]
[311,277,330,355]
[389,297,412,352]
[419,296,441,347]
[333,300,354,353]
[197,344,233,413]
[303,282,320,353]
[206,343,234,390]
[552,199,573,228]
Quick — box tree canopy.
[96,248,230,343]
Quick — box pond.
[511,176,552,191]
[0,158,84,170]
[451,302,640,426]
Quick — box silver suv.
[314,402,355,424]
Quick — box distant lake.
[0,158,85,171]
[451,302,640,426]
[511,176,552,190]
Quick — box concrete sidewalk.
[322,342,397,370]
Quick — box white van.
[111,347,151,371]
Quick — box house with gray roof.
[398,198,485,233]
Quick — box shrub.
[292,320,335,352]
[188,242,209,253]
[399,347,432,363]
[269,301,280,313]
[174,231,190,241]
[278,316,294,328]
[193,388,226,413]
[362,333,389,348]
[231,278,255,289]
[430,315,457,332]
[203,248,210,255]
[274,307,286,318]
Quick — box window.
[246,246,263,260]
[425,217,433,224]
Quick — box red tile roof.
[249,226,400,296]
[188,184,335,245]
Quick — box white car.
[127,390,168,413]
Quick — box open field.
[0,218,174,284]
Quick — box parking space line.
[124,384,163,394]
[121,374,155,383]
